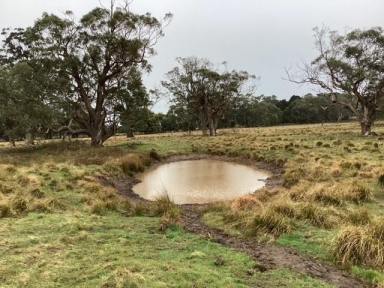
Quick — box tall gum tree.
[1,2,171,146]
[289,27,384,135]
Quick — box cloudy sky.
[1,0,383,112]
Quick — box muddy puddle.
[132,159,270,204]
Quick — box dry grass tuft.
[0,202,11,218]
[231,195,263,211]
[342,182,373,203]
[10,195,28,214]
[120,154,145,175]
[297,203,333,228]
[154,195,181,231]
[268,199,297,218]
[149,149,161,161]
[333,219,384,268]
[249,210,291,236]
[347,208,372,225]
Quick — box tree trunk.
[200,110,208,136]
[360,104,375,136]
[126,128,134,138]
[25,133,34,145]
[208,117,216,136]
[360,121,372,136]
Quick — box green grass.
[0,212,331,287]
[276,226,333,261]
[3,122,384,286]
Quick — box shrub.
[332,219,384,268]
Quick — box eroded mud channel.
[132,159,270,204]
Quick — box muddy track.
[180,205,368,288]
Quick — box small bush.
[333,219,384,268]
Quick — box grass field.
[1,121,384,287]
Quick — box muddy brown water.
[132,159,270,204]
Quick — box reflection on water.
[132,159,270,204]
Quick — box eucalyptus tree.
[162,57,255,136]
[2,2,171,145]
[289,27,384,135]
[0,62,67,145]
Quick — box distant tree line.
[119,93,354,134]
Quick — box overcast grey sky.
[1,0,383,112]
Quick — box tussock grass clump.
[231,195,263,211]
[332,219,384,268]
[0,202,11,218]
[89,199,117,215]
[297,203,333,228]
[29,188,45,199]
[310,184,343,206]
[283,166,306,187]
[149,149,161,161]
[343,183,373,203]
[0,183,13,194]
[249,210,291,236]
[10,195,28,214]
[269,199,297,218]
[120,154,145,175]
[347,208,372,225]
[154,195,181,231]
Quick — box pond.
[132,159,270,204]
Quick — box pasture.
[1,122,384,287]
